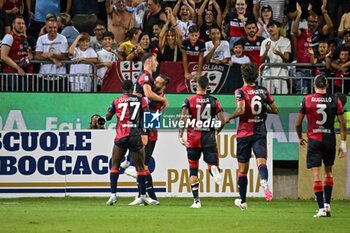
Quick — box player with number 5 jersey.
[225,63,279,210]
[295,75,347,218]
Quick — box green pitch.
[1,197,349,233]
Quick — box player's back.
[112,93,146,141]
[134,70,154,97]
[184,93,222,148]
[235,85,274,138]
[301,93,343,141]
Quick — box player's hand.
[161,98,169,111]
[338,140,347,158]
[141,135,148,147]
[338,149,347,158]
[179,137,189,147]
[299,138,307,146]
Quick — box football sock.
[110,168,119,194]
[324,176,334,204]
[146,174,157,200]
[258,164,268,181]
[137,170,148,195]
[313,180,324,209]
[238,173,248,203]
[191,182,199,202]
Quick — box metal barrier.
[0,60,98,92]
[259,63,350,94]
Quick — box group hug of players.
[104,53,347,218]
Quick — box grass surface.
[1,197,349,233]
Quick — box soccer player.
[226,63,278,210]
[129,74,170,206]
[134,52,168,109]
[178,76,226,208]
[295,75,347,217]
[105,79,158,206]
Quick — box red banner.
[102,61,242,94]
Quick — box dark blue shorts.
[144,140,156,165]
[307,137,336,169]
[187,147,218,166]
[114,135,143,152]
[236,135,267,163]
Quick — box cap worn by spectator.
[261,5,272,12]
[46,13,57,22]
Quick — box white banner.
[0,130,273,198]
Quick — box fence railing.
[259,62,350,94]
[0,60,99,92]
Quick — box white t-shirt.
[204,40,231,63]
[260,36,291,77]
[97,48,118,83]
[177,20,194,39]
[70,47,98,76]
[36,33,69,74]
[231,55,251,64]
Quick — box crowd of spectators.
[0,0,350,94]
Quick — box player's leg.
[187,148,201,208]
[144,140,158,200]
[203,146,221,185]
[106,142,127,205]
[323,138,336,216]
[307,139,327,217]
[253,136,272,201]
[235,137,251,210]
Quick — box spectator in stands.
[142,0,166,38]
[239,19,265,67]
[158,8,183,62]
[309,40,329,76]
[331,47,350,94]
[106,0,135,45]
[338,12,350,39]
[71,0,98,35]
[197,0,222,42]
[253,0,286,23]
[224,0,254,49]
[128,0,147,28]
[126,32,151,61]
[68,33,98,92]
[38,13,58,37]
[172,0,196,39]
[332,29,350,61]
[204,25,230,64]
[57,13,79,46]
[256,4,272,39]
[27,0,71,38]
[151,21,163,44]
[292,2,333,94]
[3,0,23,29]
[34,20,69,92]
[97,31,119,91]
[119,27,142,60]
[181,24,205,81]
[228,40,251,65]
[90,20,108,52]
[260,20,291,94]
[1,15,33,91]
[327,0,350,34]
[0,4,10,39]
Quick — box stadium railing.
[259,62,350,94]
[0,60,98,92]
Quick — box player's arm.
[295,112,307,146]
[106,101,116,121]
[337,114,347,158]
[216,111,226,134]
[267,102,279,114]
[226,99,245,122]
[178,106,189,147]
[143,83,169,108]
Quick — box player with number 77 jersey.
[225,63,279,209]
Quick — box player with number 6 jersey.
[226,63,279,210]
[295,75,347,218]
[179,76,226,208]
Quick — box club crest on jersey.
[117,61,142,83]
